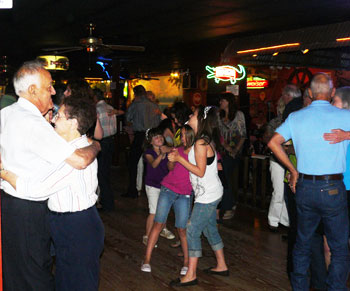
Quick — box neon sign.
[247,76,269,89]
[96,61,111,79]
[237,43,300,54]
[206,65,246,85]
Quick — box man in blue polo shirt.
[268,73,350,291]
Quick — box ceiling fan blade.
[41,46,82,52]
[103,44,145,52]
[58,48,85,54]
[97,46,113,56]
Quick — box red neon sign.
[247,77,269,89]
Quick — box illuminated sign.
[247,76,269,89]
[206,65,246,85]
[37,55,69,71]
[96,61,111,79]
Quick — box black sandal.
[169,278,198,287]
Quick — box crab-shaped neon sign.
[206,64,246,85]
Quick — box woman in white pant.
[264,98,289,229]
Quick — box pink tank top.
[161,147,192,195]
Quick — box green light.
[123,82,128,98]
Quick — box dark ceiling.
[1,0,350,76]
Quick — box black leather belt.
[300,173,343,181]
[102,135,115,141]
[50,205,94,215]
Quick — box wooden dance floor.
[98,165,291,291]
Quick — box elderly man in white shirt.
[0,60,100,291]
[1,96,105,291]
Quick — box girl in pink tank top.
[141,125,194,276]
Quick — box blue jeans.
[291,178,350,291]
[284,183,327,289]
[187,198,224,257]
[154,186,192,229]
[309,231,327,290]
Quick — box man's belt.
[300,173,343,181]
[101,135,115,141]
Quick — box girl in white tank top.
[168,106,228,287]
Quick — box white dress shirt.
[0,98,75,199]
[16,135,98,212]
[96,100,117,138]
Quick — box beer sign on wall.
[247,76,269,89]
[206,65,246,85]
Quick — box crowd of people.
[2,59,350,290]
[0,59,246,289]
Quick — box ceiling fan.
[41,23,145,55]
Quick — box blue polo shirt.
[344,145,350,190]
[276,100,350,175]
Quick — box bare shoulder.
[194,139,206,147]
[194,140,212,156]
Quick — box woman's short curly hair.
[62,95,97,135]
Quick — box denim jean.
[291,178,350,291]
[285,183,327,289]
[186,198,224,257]
[154,186,192,229]
[309,231,327,290]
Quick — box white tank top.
[188,145,223,204]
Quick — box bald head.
[309,73,334,101]
[13,60,55,114]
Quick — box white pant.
[145,185,160,214]
[268,160,289,227]
[136,157,144,192]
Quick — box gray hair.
[335,86,350,110]
[13,60,44,96]
[310,73,333,97]
[282,84,301,99]
[303,88,310,99]
[276,97,285,117]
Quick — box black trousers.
[1,190,54,291]
[49,206,105,291]
[221,154,239,211]
[127,131,145,196]
[97,136,115,210]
